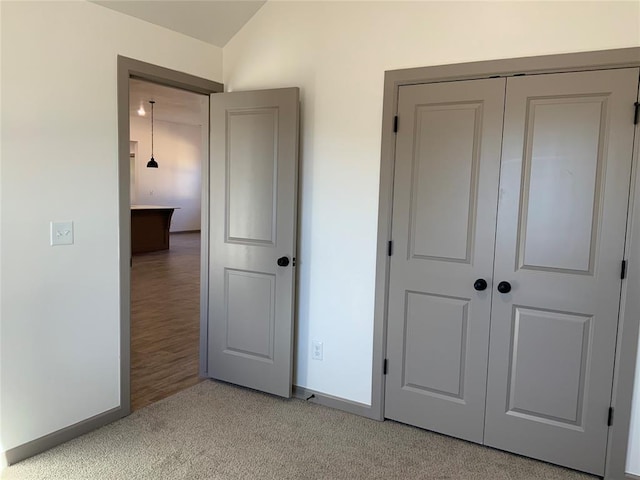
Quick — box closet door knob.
[473,279,488,291]
[497,281,512,294]
[277,256,290,267]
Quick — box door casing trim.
[117,56,223,416]
[372,47,640,480]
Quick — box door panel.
[208,88,299,398]
[484,68,639,475]
[410,103,482,262]
[226,108,278,244]
[225,269,275,360]
[519,97,606,273]
[506,307,591,426]
[403,292,469,400]
[385,78,506,443]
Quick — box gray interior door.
[384,78,506,443]
[483,68,639,475]
[208,88,299,398]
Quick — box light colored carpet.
[2,380,597,480]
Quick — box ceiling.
[92,0,266,47]
[129,78,208,126]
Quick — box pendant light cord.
[146,100,158,168]
[150,100,155,157]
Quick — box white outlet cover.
[312,340,323,361]
[50,221,74,246]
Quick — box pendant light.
[146,100,158,168]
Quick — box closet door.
[484,68,639,475]
[384,78,505,443]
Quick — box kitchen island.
[131,205,179,254]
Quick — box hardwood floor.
[131,232,202,411]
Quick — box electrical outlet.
[312,341,323,361]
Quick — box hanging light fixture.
[146,100,158,168]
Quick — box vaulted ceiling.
[92,0,266,47]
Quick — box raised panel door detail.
[385,78,505,444]
[485,68,639,476]
[403,291,469,401]
[506,307,592,428]
[518,96,608,274]
[409,102,482,263]
[224,269,275,362]
[226,108,278,245]
[209,88,299,399]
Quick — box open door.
[208,88,299,397]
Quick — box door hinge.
[393,116,398,133]
[608,407,614,427]
[387,240,393,257]
[621,260,627,280]
[634,102,640,125]
[383,359,388,375]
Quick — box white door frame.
[116,56,224,414]
[372,47,640,480]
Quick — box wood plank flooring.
[131,232,202,411]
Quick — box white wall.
[223,1,640,405]
[0,0,222,455]
[130,116,206,232]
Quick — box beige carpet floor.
[2,380,597,480]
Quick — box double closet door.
[384,68,639,476]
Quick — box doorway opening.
[117,56,224,417]
[118,57,299,417]
[128,78,209,410]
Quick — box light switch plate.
[50,221,74,246]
